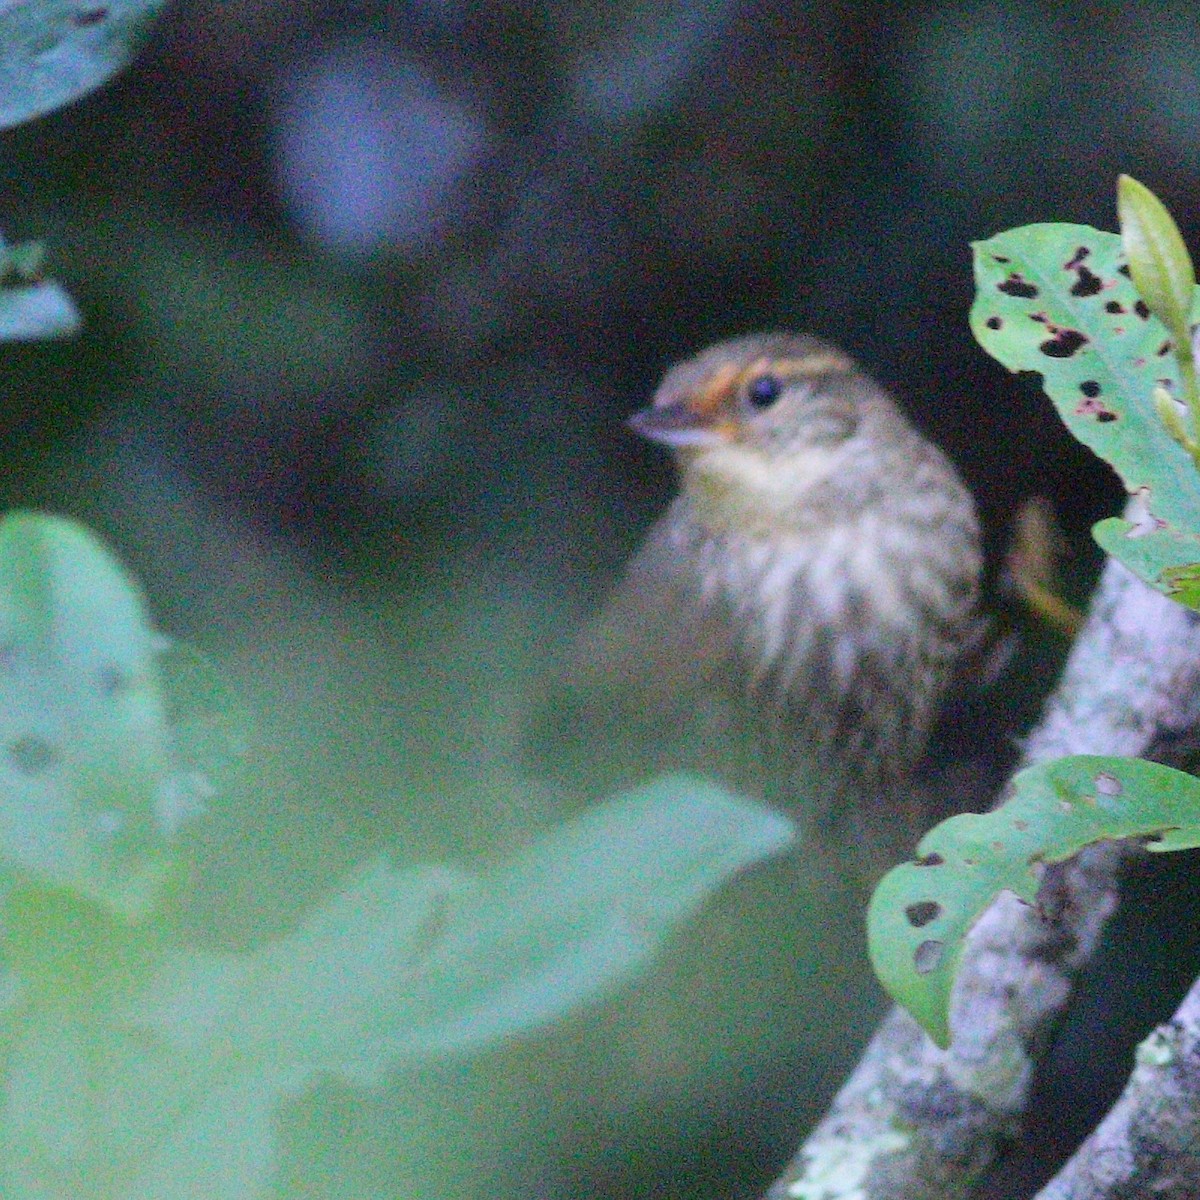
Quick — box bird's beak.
[626,402,734,449]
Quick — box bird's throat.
[681,442,841,538]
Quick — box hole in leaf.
[1039,329,1089,358]
[992,255,1011,264]
[986,316,1002,330]
[97,662,127,695]
[8,735,59,775]
[1119,264,1132,277]
[998,273,1039,298]
[1095,772,1123,796]
[1080,380,1101,397]
[905,900,941,928]
[1106,300,1125,314]
[1134,299,1150,319]
[914,940,944,975]
[1069,266,1103,297]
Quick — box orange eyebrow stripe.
[690,361,742,418]
[742,352,853,381]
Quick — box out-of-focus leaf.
[0,513,180,917]
[868,756,1200,1047]
[0,281,81,341]
[970,223,1200,608]
[2,775,791,1197]
[0,237,80,341]
[0,0,166,130]
[138,774,795,1069]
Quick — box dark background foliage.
[4,2,1200,1196]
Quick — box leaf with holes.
[0,0,167,130]
[868,755,1200,1048]
[970,223,1200,608]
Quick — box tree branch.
[767,559,1200,1200]
[1032,971,1200,1199]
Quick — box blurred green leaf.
[970,223,1200,608]
[1118,174,1196,345]
[0,512,181,917]
[868,756,1200,1047]
[1,774,791,1197]
[0,237,80,341]
[0,281,81,341]
[0,0,166,130]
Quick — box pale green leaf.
[0,0,166,130]
[1118,174,1196,344]
[1,776,791,1197]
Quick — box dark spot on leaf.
[914,940,944,975]
[9,735,58,775]
[72,6,108,24]
[98,662,126,695]
[1040,329,1089,358]
[1013,819,1029,831]
[1095,772,1123,796]
[1158,340,1174,357]
[991,841,1005,852]
[1134,300,1151,319]
[915,852,944,867]
[0,644,14,671]
[1029,312,1049,324]
[1106,301,1125,314]
[1076,396,1118,421]
[1065,246,1090,269]
[985,316,1002,330]
[1081,380,1101,397]
[962,857,978,867]
[1070,266,1103,297]
[992,255,1011,264]
[905,901,942,928]
[1119,264,1132,277]
[998,273,1038,298]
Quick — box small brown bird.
[535,332,982,862]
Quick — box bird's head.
[628,332,903,533]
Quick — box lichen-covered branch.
[767,560,1200,1200]
[1033,972,1200,1199]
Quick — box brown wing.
[522,508,764,800]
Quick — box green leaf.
[0,0,166,130]
[0,513,182,917]
[1118,174,1196,344]
[0,281,81,341]
[136,774,795,1069]
[0,237,80,341]
[868,756,1200,1048]
[2,776,792,1197]
[970,223,1200,607]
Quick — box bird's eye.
[746,373,782,409]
